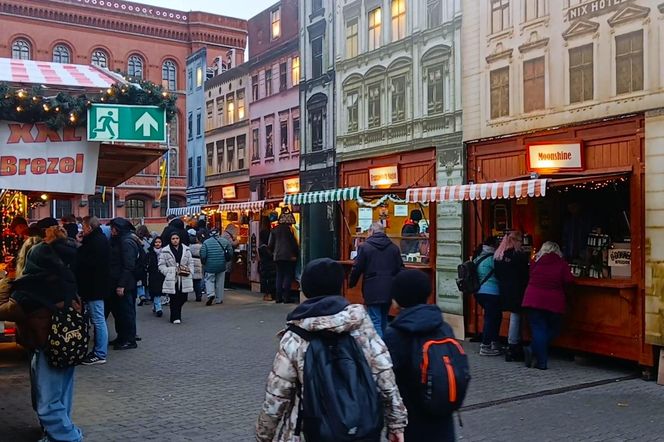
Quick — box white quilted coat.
[158,244,195,294]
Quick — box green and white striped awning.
[284,187,361,205]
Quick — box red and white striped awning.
[218,200,265,212]
[0,58,124,89]
[406,179,548,203]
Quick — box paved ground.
[1,290,663,441]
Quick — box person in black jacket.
[161,215,190,246]
[268,213,299,304]
[349,222,404,338]
[147,237,166,317]
[108,217,139,350]
[76,216,111,365]
[384,270,456,442]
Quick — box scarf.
[169,244,183,264]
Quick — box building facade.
[185,48,208,207]
[3,0,247,225]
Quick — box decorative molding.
[608,4,650,27]
[485,48,513,64]
[519,37,549,54]
[307,17,326,40]
[562,19,600,40]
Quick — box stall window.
[427,0,442,29]
[216,140,224,173]
[368,8,382,51]
[311,110,323,151]
[237,135,246,170]
[391,0,406,42]
[312,37,323,79]
[523,57,545,112]
[346,18,359,58]
[368,83,382,128]
[280,120,289,154]
[490,67,509,118]
[293,118,301,152]
[391,75,406,122]
[206,143,214,175]
[616,30,643,94]
[125,198,145,219]
[265,125,274,158]
[88,196,110,219]
[570,44,593,103]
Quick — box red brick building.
[0,0,247,226]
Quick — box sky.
[128,0,277,19]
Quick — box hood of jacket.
[287,297,370,334]
[110,218,135,234]
[170,218,185,230]
[366,232,394,251]
[390,304,443,334]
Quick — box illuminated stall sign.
[369,166,399,187]
[527,142,584,172]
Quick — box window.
[125,198,145,219]
[312,0,323,12]
[427,65,444,114]
[292,57,300,86]
[168,117,178,145]
[616,30,643,95]
[237,135,246,170]
[188,70,193,92]
[280,62,288,91]
[427,0,442,29]
[368,83,382,128]
[187,158,193,187]
[128,55,144,80]
[187,112,193,140]
[391,76,406,122]
[346,18,359,58]
[12,39,31,60]
[206,143,214,175]
[523,57,545,112]
[216,98,224,126]
[391,0,406,42]
[227,94,235,125]
[162,60,177,91]
[169,148,178,175]
[252,128,260,161]
[524,0,544,22]
[160,198,182,217]
[206,101,214,126]
[226,138,235,172]
[216,140,224,173]
[569,44,593,103]
[89,196,110,219]
[312,37,323,79]
[53,45,71,64]
[311,110,323,151]
[265,125,274,158]
[490,67,510,119]
[54,200,72,220]
[91,50,108,68]
[196,111,202,137]
[346,92,359,132]
[196,156,202,187]
[280,120,289,154]
[293,118,300,152]
[252,75,259,101]
[196,67,203,88]
[237,90,245,120]
[265,69,273,96]
[368,8,382,51]
[491,0,510,34]
[271,8,281,40]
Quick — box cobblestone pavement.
[1,290,663,441]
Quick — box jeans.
[31,350,83,442]
[275,260,296,302]
[527,309,562,369]
[152,295,163,313]
[205,272,226,303]
[475,293,502,346]
[169,292,187,322]
[508,312,521,345]
[193,279,203,300]
[367,303,390,338]
[137,285,146,300]
[86,300,108,359]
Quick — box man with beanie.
[384,270,456,442]
[257,258,407,442]
[349,222,404,337]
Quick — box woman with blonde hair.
[494,231,530,362]
[521,241,574,370]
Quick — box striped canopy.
[218,200,265,212]
[284,187,361,205]
[406,179,547,203]
[167,205,201,216]
[0,58,124,89]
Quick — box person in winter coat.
[147,237,166,317]
[475,236,502,356]
[400,210,423,254]
[349,222,404,338]
[10,226,84,442]
[76,216,111,365]
[384,270,456,442]
[159,232,195,324]
[268,215,299,304]
[258,217,276,301]
[201,229,233,305]
[522,241,574,370]
[222,223,240,289]
[494,231,530,362]
[256,258,408,442]
[188,229,204,302]
[161,215,190,246]
[135,224,152,305]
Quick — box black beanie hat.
[392,270,431,308]
[410,210,423,222]
[36,217,58,231]
[301,258,344,299]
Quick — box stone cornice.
[485,48,513,64]
[518,38,549,54]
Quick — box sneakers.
[205,296,214,306]
[155,310,163,318]
[173,319,181,324]
[479,344,501,356]
[162,296,170,306]
[82,354,106,366]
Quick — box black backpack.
[288,325,384,442]
[409,335,470,416]
[46,296,89,368]
[456,254,493,295]
[130,240,148,282]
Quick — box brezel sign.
[527,142,584,172]
[0,122,100,194]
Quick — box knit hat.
[36,217,58,231]
[63,223,79,239]
[410,210,423,222]
[301,258,344,299]
[392,270,431,308]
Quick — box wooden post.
[658,349,664,386]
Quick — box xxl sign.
[527,142,584,172]
[0,122,100,194]
[567,0,634,21]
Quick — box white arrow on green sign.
[87,104,166,143]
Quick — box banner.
[0,122,100,194]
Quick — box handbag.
[46,295,89,368]
[177,264,191,276]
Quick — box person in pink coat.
[522,241,574,370]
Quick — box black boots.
[505,344,525,362]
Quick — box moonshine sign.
[567,0,634,21]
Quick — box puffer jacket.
[188,243,204,280]
[201,234,232,274]
[158,244,195,294]
[475,246,499,295]
[256,296,408,442]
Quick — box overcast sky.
[129,0,277,19]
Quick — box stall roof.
[406,179,547,203]
[97,143,165,187]
[0,58,124,89]
[283,187,361,205]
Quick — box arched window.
[53,44,71,64]
[169,148,178,176]
[127,55,144,80]
[91,49,108,68]
[89,195,111,219]
[162,60,177,91]
[12,39,31,60]
[125,198,146,219]
[160,197,183,217]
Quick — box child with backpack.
[385,270,469,441]
[256,258,408,442]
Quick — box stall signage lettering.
[222,186,236,199]
[527,142,584,172]
[568,0,634,21]
[284,178,300,194]
[0,122,100,194]
[369,166,399,187]
[609,248,631,267]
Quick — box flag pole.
[112,187,116,218]
[166,123,171,212]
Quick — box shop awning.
[97,144,165,187]
[283,187,361,205]
[406,179,547,203]
[167,205,202,216]
[218,200,265,212]
[0,58,125,89]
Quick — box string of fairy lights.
[552,176,628,192]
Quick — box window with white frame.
[271,8,281,40]
[226,94,235,125]
[524,0,545,22]
[312,37,323,78]
[346,91,359,132]
[427,0,442,29]
[391,0,406,42]
[206,143,214,175]
[280,119,289,154]
[12,39,31,60]
[125,198,145,219]
[128,55,144,80]
[368,8,382,51]
[490,67,510,118]
[616,30,643,95]
[265,125,274,158]
[265,69,273,96]
[237,135,246,170]
[391,76,406,122]
[252,75,259,101]
[237,90,245,120]
[252,128,260,161]
[427,64,444,114]
[523,57,545,112]
[346,18,359,58]
[280,62,288,91]
[368,83,382,128]
[226,138,235,172]
[491,0,510,34]
[216,140,224,173]
[292,57,300,86]
[569,44,593,103]
[91,49,108,68]
[53,45,71,64]
[162,60,177,91]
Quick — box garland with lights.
[0,80,177,129]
